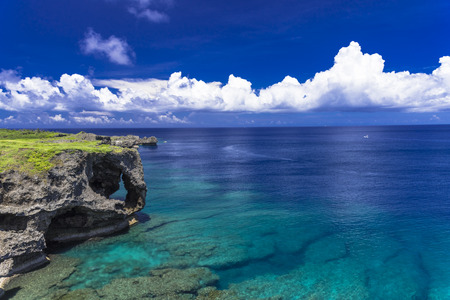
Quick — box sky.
[0,0,449,128]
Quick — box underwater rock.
[196,286,242,300]
[366,250,430,299]
[0,140,147,282]
[97,267,219,299]
[51,288,101,300]
[303,234,349,263]
[3,255,81,300]
[196,285,283,300]
[147,222,251,271]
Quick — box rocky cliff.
[0,130,151,297]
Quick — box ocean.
[5,126,450,299]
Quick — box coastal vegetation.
[0,129,122,174]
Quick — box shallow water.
[6,126,450,299]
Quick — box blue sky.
[0,0,449,127]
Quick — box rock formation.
[0,133,148,296]
[111,135,158,148]
[138,136,158,146]
[71,132,158,148]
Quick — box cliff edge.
[0,130,153,296]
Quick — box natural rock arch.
[0,149,147,278]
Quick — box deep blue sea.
[8,126,450,299]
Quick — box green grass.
[0,129,62,140]
[0,129,124,175]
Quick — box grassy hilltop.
[0,129,122,174]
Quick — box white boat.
[363,135,369,139]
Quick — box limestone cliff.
[0,131,149,295]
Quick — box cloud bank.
[80,29,135,65]
[1,42,450,125]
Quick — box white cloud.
[71,115,136,125]
[95,43,450,113]
[0,115,16,124]
[126,0,170,23]
[80,110,114,117]
[0,70,61,111]
[255,42,450,113]
[80,29,135,65]
[72,115,112,124]
[432,56,450,87]
[0,69,21,84]
[128,7,168,22]
[130,0,174,8]
[1,42,450,119]
[49,114,66,122]
[157,112,188,123]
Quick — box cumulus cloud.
[1,41,450,126]
[0,71,61,111]
[49,114,66,122]
[93,43,450,113]
[0,69,21,83]
[80,29,135,65]
[157,112,188,123]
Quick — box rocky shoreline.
[0,131,157,298]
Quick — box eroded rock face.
[0,148,147,280]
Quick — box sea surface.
[6,126,450,299]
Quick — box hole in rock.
[109,174,127,201]
[122,173,141,210]
[47,207,90,231]
[88,162,140,210]
[44,206,129,250]
[44,207,92,246]
[89,162,122,198]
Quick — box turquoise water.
[8,126,450,299]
